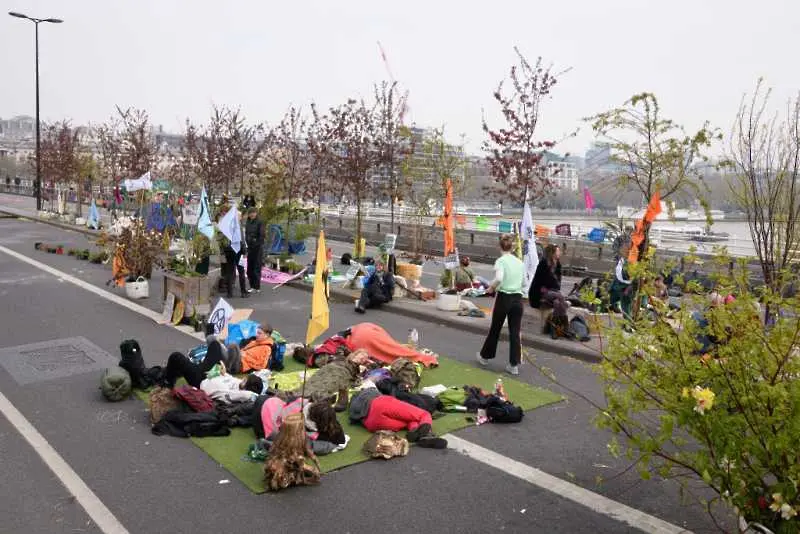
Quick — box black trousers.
[164,342,225,388]
[480,292,523,366]
[224,249,247,297]
[246,245,263,290]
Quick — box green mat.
[137,357,562,493]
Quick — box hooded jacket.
[348,387,382,423]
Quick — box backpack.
[119,339,162,389]
[188,344,208,364]
[363,430,409,459]
[149,386,183,425]
[486,398,524,423]
[544,312,570,339]
[568,316,591,342]
[174,385,215,413]
[389,358,420,390]
[269,343,285,371]
[100,366,132,402]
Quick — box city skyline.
[2,1,798,158]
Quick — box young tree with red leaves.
[305,103,340,230]
[373,80,412,226]
[37,120,84,213]
[482,48,566,205]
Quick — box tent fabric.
[587,228,607,243]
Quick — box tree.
[482,47,565,205]
[37,121,83,213]
[373,81,412,225]
[325,98,379,254]
[727,80,800,293]
[263,107,312,237]
[587,93,719,221]
[306,103,340,231]
[94,117,123,194]
[115,107,161,179]
[183,106,267,198]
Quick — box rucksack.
[389,358,420,390]
[119,339,162,389]
[569,316,591,342]
[100,366,132,402]
[544,312,570,339]
[149,386,183,425]
[188,344,208,364]
[269,343,285,371]
[174,385,215,412]
[486,398,524,423]
[363,430,409,459]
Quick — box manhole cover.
[0,337,117,385]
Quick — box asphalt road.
[0,216,732,533]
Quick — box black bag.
[569,316,591,342]
[545,312,570,339]
[119,339,160,389]
[486,398,524,423]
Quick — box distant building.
[0,115,35,139]
[542,152,579,191]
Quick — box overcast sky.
[2,1,798,155]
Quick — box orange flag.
[628,192,662,264]
[442,179,455,256]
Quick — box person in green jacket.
[477,234,525,375]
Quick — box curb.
[287,281,602,363]
[0,207,101,239]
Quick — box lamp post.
[8,11,63,212]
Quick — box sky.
[2,0,798,156]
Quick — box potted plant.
[78,249,90,260]
[55,245,65,255]
[162,232,214,316]
[109,219,163,299]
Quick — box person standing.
[245,207,266,293]
[217,205,249,299]
[477,234,525,375]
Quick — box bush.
[593,250,800,532]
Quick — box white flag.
[520,200,538,293]
[124,171,153,192]
[216,203,241,253]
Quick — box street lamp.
[8,11,63,212]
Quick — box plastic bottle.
[407,328,419,348]
[495,377,506,399]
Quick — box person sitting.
[529,244,568,317]
[349,384,447,449]
[341,323,438,367]
[355,263,395,314]
[293,349,373,412]
[228,327,274,373]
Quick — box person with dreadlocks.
[263,413,321,491]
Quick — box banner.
[216,203,241,253]
[87,199,100,229]
[124,171,153,192]
[208,298,235,335]
[520,201,539,293]
[260,268,296,285]
[183,201,200,226]
[197,187,215,239]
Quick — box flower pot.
[397,262,423,282]
[125,276,150,300]
[55,247,64,255]
[436,292,461,311]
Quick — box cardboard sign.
[208,297,235,335]
[444,249,460,270]
[383,233,397,254]
[159,292,176,325]
[182,202,200,226]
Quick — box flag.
[217,203,241,253]
[583,187,595,211]
[306,231,330,345]
[197,187,214,239]
[520,200,539,293]
[628,191,662,263]
[124,171,153,192]
[87,199,100,229]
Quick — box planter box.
[162,271,215,317]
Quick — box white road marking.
[0,245,204,342]
[444,434,692,534]
[0,390,130,534]
[1,242,689,532]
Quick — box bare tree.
[37,121,83,213]
[482,47,566,205]
[306,103,340,230]
[728,80,800,293]
[373,81,412,225]
[115,107,161,179]
[183,106,267,198]
[325,98,379,251]
[263,107,311,235]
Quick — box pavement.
[0,213,734,533]
[0,192,602,362]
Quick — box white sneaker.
[505,364,519,376]
[476,353,489,366]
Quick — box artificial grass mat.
[136,356,562,494]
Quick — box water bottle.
[495,377,506,399]
[407,328,419,348]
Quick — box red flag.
[583,187,595,211]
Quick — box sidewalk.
[0,194,604,362]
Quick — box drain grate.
[0,337,117,385]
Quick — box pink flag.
[583,187,595,211]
